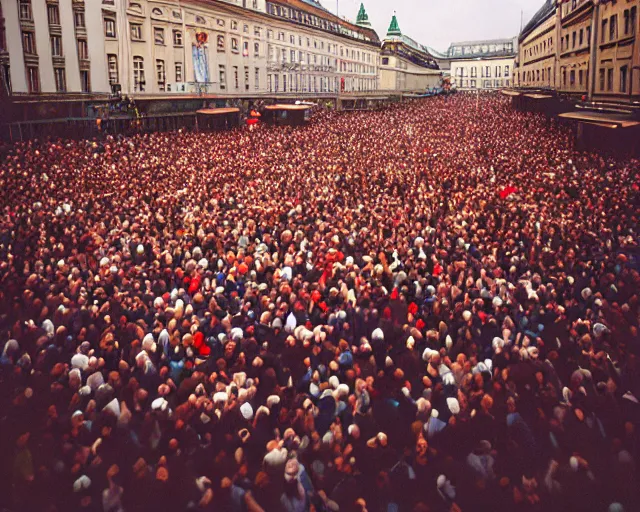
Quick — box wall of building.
[593,0,639,101]
[1,0,382,100]
[451,57,514,90]
[2,0,28,92]
[557,0,593,96]
[515,0,639,104]
[379,54,440,92]
[518,11,556,89]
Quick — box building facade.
[378,15,441,94]
[516,0,639,104]
[446,38,516,90]
[557,0,594,97]
[1,0,112,95]
[516,0,557,89]
[0,0,382,101]
[594,0,639,101]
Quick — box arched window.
[128,2,142,14]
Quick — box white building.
[378,15,441,94]
[1,0,111,94]
[447,38,517,91]
[0,0,381,99]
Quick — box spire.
[387,13,401,37]
[356,3,371,28]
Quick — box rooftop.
[450,38,516,47]
[444,37,517,59]
[268,0,380,43]
[387,14,402,37]
[520,0,556,41]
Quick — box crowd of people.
[0,93,638,512]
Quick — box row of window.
[129,54,260,92]
[20,1,85,27]
[520,67,554,84]
[266,46,375,74]
[451,43,514,57]
[598,64,631,93]
[601,7,637,44]
[456,79,511,89]
[560,26,590,53]
[524,36,554,60]
[561,67,587,89]
[454,65,511,79]
[127,22,265,59]
[266,74,377,93]
[265,29,373,63]
[265,2,372,43]
[21,30,88,60]
[119,12,373,63]
[110,54,184,90]
[24,65,90,93]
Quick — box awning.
[264,104,311,111]
[523,94,552,99]
[558,111,640,128]
[501,90,521,97]
[196,108,240,115]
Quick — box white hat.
[446,397,460,415]
[329,375,340,389]
[73,475,92,493]
[102,398,120,417]
[151,397,168,411]
[142,333,156,353]
[372,328,384,341]
[71,353,89,371]
[86,372,104,391]
[213,392,228,403]
[569,456,579,471]
[266,395,280,408]
[240,402,254,420]
[231,327,244,342]
[336,384,349,398]
[422,348,435,361]
[233,372,247,388]
[442,372,455,386]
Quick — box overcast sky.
[322,0,545,52]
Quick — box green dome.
[356,3,372,28]
[387,14,401,37]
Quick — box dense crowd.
[0,94,639,512]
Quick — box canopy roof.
[196,108,240,115]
